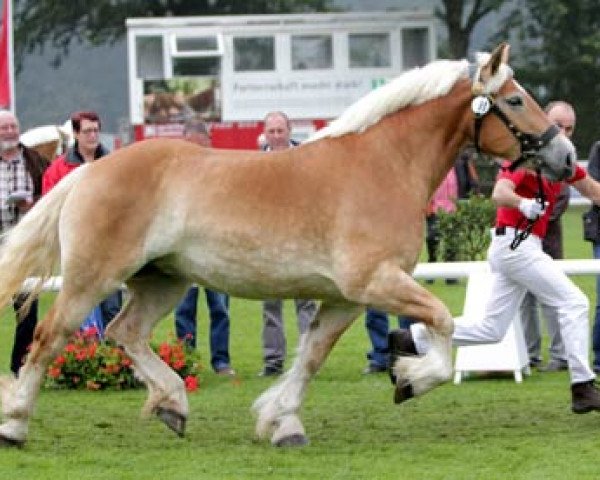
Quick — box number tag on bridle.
[471,96,491,117]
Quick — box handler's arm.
[491,178,520,208]
[572,176,600,205]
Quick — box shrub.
[45,328,201,392]
[437,194,496,261]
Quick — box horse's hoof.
[0,434,24,448]
[274,433,309,447]
[156,407,186,437]
[393,383,414,404]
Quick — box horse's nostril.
[566,153,572,166]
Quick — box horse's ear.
[481,42,510,80]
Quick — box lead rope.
[509,167,546,250]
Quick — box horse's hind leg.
[252,302,362,447]
[104,272,190,436]
[0,288,107,446]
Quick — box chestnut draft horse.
[0,43,576,447]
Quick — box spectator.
[425,168,459,284]
[363,309,412,374]
[0,110,50,375]
[258,111,318,377]
[42,111,122,334]
[173,118,235,377]
[454,148,480,200]
[392,148,600,413]
[586,140,600,373]
[520,101,575,371]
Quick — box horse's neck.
[367,82,472,196]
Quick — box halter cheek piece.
[469,64,558,250]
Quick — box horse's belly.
[165,245,340,300]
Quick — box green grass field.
[0,206,597,479]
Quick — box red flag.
[0,0,13,110]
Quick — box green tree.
[13,0,334,69]
[493,0,600,155]
[436,0,508,58]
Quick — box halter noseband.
[469,64,560,172]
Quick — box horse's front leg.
[349,262,454,403]
[252,302,362,447]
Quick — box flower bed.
[45,328,201,392]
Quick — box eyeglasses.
[80,128,100,135]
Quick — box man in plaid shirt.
[0,110,50,375]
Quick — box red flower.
[55,355,66,365]
[158,343,171,357]
[172,360,185,371]
[88,343,97,358]
[184,375,198,392]
[75,350,87,361]
[64,343,76,353]
[48,366,61,378]
[83,326,99,339]
[121,357,132,368]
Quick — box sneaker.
[362,363,387,375]
[539,359,568,372]
[388,328,418,385]
[571,380,600,414]
[257,365,283,377]
[215,366,236,377]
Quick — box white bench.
[453,265,530,384]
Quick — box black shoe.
[362,364,387,375]
[528,357,543,368]
[258,365,283,377]
[388,329,418,385]
[571,380,600,414]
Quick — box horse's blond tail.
[0,164,89,311]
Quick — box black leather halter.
[472,97,560,172]
[468,62,560,172]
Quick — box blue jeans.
[592,243,600,369]
[365,308,413,368]
[175,286,231,371]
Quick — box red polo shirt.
[495,161,585,238]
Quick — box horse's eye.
[505,96,524,108]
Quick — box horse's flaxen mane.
[307,52,513,143]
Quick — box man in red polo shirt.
[391,157,600,413]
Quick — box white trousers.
[412,227,594,384]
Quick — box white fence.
[22,258,600,292]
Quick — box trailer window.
[291,35,332,70]
[349,33,391,68]
[233,37,275,71]
[173,57,220,76]
[135,36,164,79]
[402,28,430,69]
[175,36,219,53]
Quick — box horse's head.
[468,43,576,182]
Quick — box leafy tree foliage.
[13,0,333,69]
[493,0,600,155]
[438,194,496,261]
[435,0,507,58]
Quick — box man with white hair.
[0,110,50,375]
